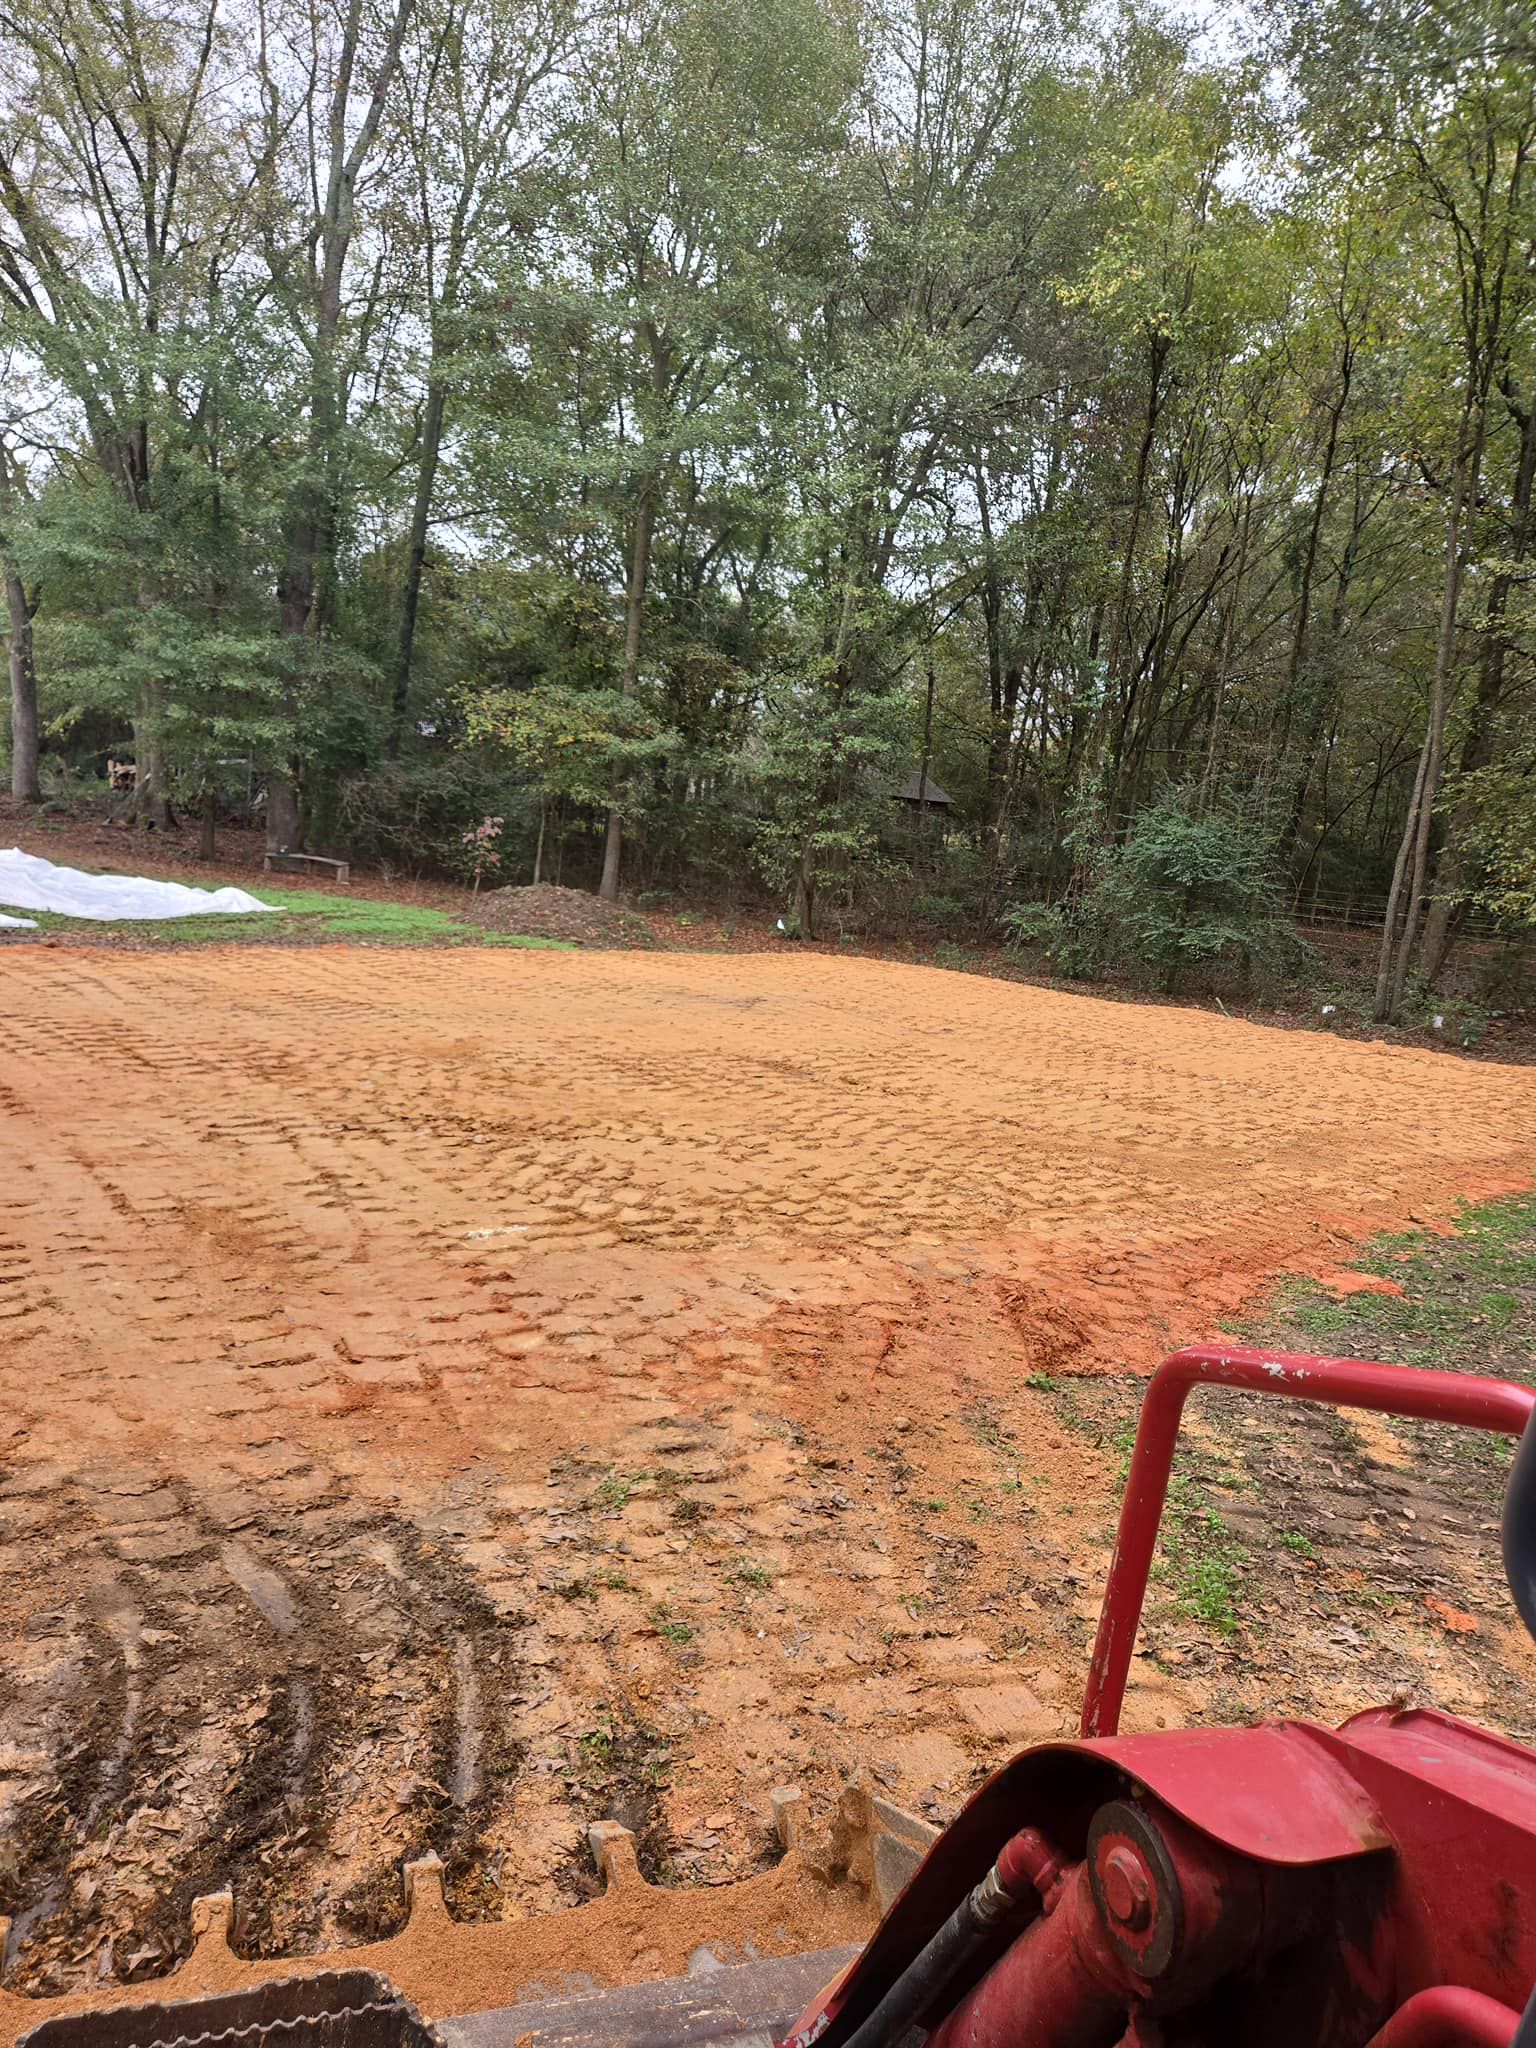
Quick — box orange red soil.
[7,944,1525,1407]
[2,945,1534,2006]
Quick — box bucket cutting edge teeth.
[0,1780,932,2048]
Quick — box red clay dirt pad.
[1,946,1534,1997]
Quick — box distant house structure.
[892,768,954,817]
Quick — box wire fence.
[1289,892,1522,942]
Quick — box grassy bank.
[2,884,572,949]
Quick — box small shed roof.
[892,769,954,806]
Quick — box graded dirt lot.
[3,944,1536,2004]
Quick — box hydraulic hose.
[832,1832,1063,2048]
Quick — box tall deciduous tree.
[0,0,249,823]
[2,0,1531,961]
[385,0,573,748]
[250,0,417,848]
[1369,50,1536,1017]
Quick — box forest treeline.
[1,0,1534,1013]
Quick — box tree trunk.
[1098,332,1168,765]
[532,796,547,885]
[599,479,655,902]
[918,661,935,807]
[272,0,416,849]
[1421,390,1536,984]
[266,764,301,853]
[132,679,171,830]
[974,462,1008,874]
[1201,496,1255,800]
[270,543,312,854]
[597,797,622,904]
[1279,358,1352,861]
[6,565,39,804]
[200,786,218,860]
[1374,460,1470,1020]
[390,373,447,752]
[1372,727,1431,1020]
[0,441,41,804]
[794,844,816,940]
[1066,332,1167,905]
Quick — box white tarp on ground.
[1,912,36,929]
[0,847,276,922]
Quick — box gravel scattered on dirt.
[460,884,662,948]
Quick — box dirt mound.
[461,882,661,948]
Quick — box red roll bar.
[1080,1345,1536,1740]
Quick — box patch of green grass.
[725,1559,775,1591]
[1153,1476,1247,1636]
[282,890,569,947]
[10,882,573,949]
[1024,1372,1061,1395]
[1229,1192,1536,1495]
[1342,1583,1396,1613]
[1214,1468,1258,1495]
[649,1604,695,1644]
[1279,1529,1315,1559]
[561,1567,636,1599]
[1245,1196,1531,1351]
[588,1467,660,1511]
[1176,1549,1243,1633]
[1478,1288,1520,1328]
[573,1717,671,1793]
[1095,1417,1143,1486]
[589,1470,633,1511]
[577,1723,615,1770]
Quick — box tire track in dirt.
[0,1459,525,1990]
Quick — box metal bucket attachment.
[440,1947,860,2048]
[16,1971,441,2048]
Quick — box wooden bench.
[262,851,351,886]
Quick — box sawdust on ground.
[2,945,1535,2013]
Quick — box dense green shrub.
[910,892,967,930]
[336,751,524,877]
[1004,793,1312,995]
[1000,897,1098,975]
